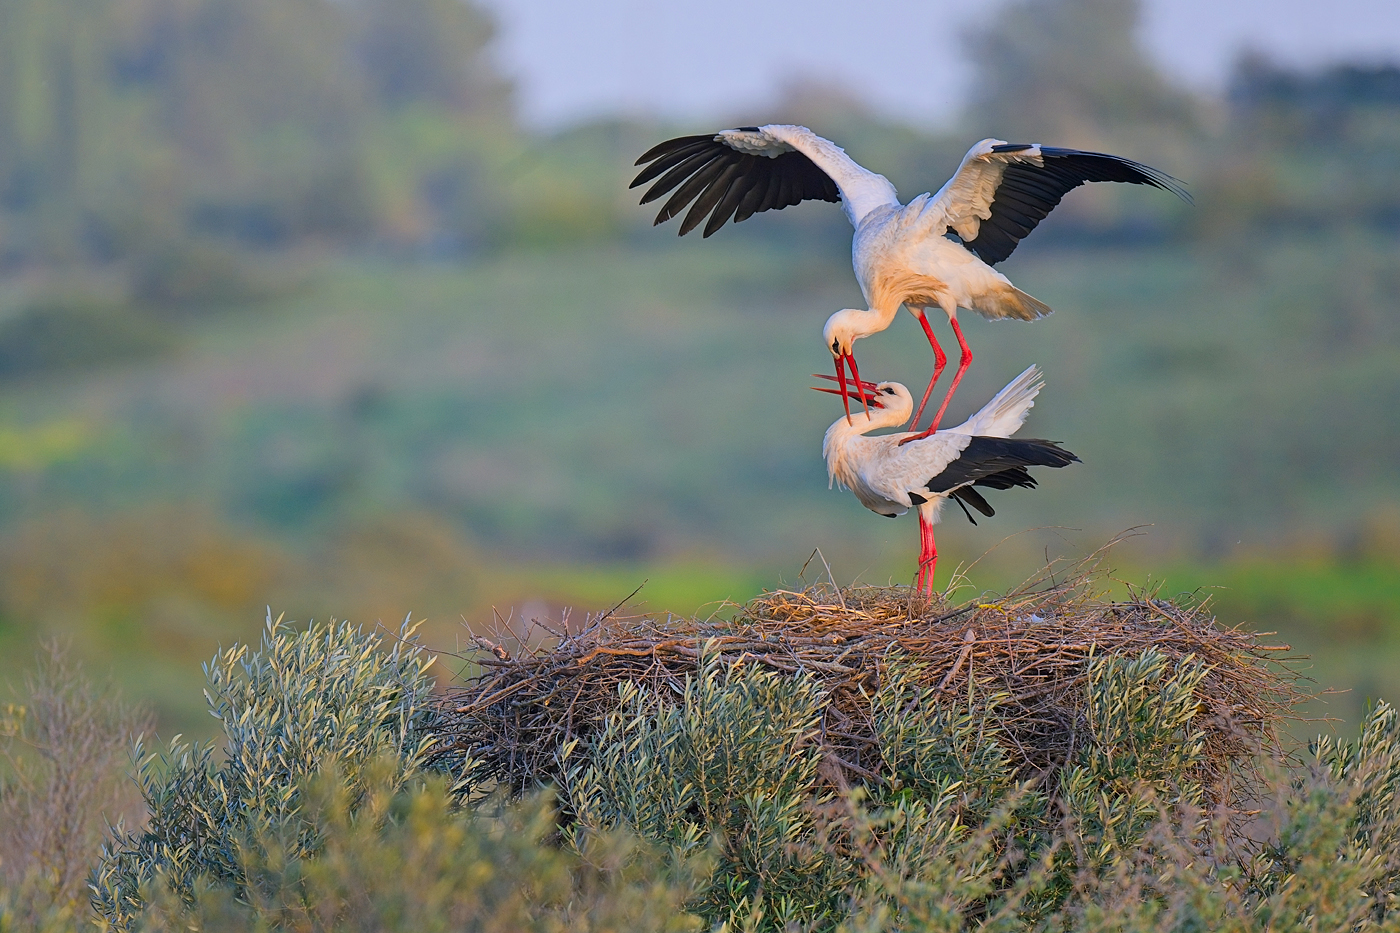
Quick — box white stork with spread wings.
[632,126,1189,435]
[816,365,1078,595]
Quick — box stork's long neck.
[822,405,911,488]
[829,305,900,347]
[858,305,901,340]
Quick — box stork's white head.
[819,378,915,488]
[821,309,891,423]
[814,378,914,431]
[822,309,868,357]
[866,382,914,426]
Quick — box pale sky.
[475,0,1400,130]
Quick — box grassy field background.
[2,0,1399,742]
[1,232,1398,734]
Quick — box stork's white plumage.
[633,125,1189,432]
[817,365,1078,594]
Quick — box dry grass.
[1,643,150,921]
[432,548,1307,816]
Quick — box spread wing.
[925,139,1191,265]
[630,127,841,237]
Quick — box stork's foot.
[898,424,941,446]
[916,559,937,596]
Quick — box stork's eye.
[883,387,895,395]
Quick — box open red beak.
[823,353,874,424]
[812,373,883,412]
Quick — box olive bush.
[564,647,1400,932]
[90,613,440,927]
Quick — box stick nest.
[431,556,1307,806]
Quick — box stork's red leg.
[930,317,973,432]
[930,519,939,594]
[915,512,928,593]
[910,311,948,432]
[903,317,972,444]
[916,508,938,595]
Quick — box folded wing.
[947,469,1036,524]
[927,436,1079,494]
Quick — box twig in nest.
[937,628,978,693]
[598,581,648,624]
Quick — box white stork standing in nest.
[816,364,1078,594]
[632,126,1189,436]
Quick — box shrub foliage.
[562,646,1223,930]
[90,613,440,926]
[127,772,706,933]
[556,639,1400,932]
[7,587,1400,930]
[566,656,849,928]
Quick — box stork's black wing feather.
[968,467,1036,492]
[630,134,840,237]
[949,489,980,524]
[636,149,720,204]
[949,485,993,525]
[963,147,1191,265]
[680,160,746,235]
[927,436,1079,495]
[949,466,1058,525]
[630,136,716,187]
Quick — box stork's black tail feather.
[934,436,1080,525]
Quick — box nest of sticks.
[432,553,1307,808]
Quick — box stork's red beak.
[813,373,879,392]
[812,373,884,410]
[825,352,873,424]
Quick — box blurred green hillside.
[1,0,1399,734]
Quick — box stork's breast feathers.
[867,267,950,314]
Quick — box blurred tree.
[1193,55,1400,236]
[117,0,361,156]
[109,0,372,243]
[961,0,1200,229]
[962,0,1198,154]
[0,0,109,257]
[347,0,517,252]
[355,0,511,114]
[0,0,517,266]
[1230,55,1400,140]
